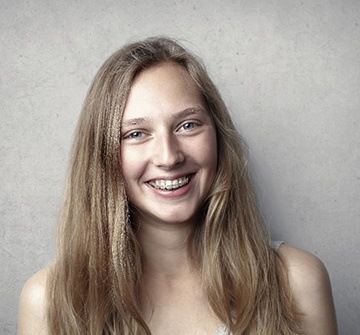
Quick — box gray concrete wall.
[1,0,359,333]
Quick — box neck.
[138,219,194,279]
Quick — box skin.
[18,268,48,335]
[280,245,338,334]
[18,62,338,335]
[121,62,218,228]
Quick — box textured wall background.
[1,0,359,334]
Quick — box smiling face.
[120,62,217,227]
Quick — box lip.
[148,174,191,189]
[145,173,195,198]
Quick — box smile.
[148,175,191,191]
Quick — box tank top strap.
[271,240,285,251]
[213,324,231,335]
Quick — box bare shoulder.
[18,268,50,335]
[278,244,338,335]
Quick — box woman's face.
[120,62,217,227]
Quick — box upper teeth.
[149,176,190,190]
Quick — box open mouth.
[148,175,192,191]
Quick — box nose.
[152,133,184,169]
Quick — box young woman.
[18,37,337,335]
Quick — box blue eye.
[182,122,196,131]
[127,131,143,139]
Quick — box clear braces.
[150,176,190,190]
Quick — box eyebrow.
[121,107,207,127]
[122,117,149,127]
[173,107,207,120]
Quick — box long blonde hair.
[47,37,301,334]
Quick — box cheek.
[201,131,217,167]
[120,159,137,202]
[188,131,218,181]
[120,147,138,186]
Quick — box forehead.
[122,62,206,120]
[131,62,201,98]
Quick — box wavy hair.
[47,36,301,334]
